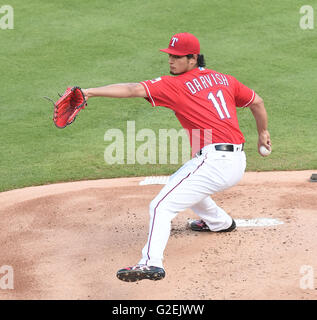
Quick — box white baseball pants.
[138,143,246,269]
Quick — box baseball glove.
[45,86,87,128]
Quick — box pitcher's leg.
[138,177,208,267]
[138,156,216,267]
[190,196,233,231]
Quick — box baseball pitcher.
[81,33,271,282]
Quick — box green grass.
[0,0,316,191]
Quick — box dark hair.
[186,54,206,67]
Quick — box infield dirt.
[0,171,316,300]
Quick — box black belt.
[215,144,244,152]
[196,143,244,156]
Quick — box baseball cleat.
[116,264,165,282]
[189,219,236,232]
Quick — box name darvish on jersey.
[185,70,229,95]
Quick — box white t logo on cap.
[171,37,178,47]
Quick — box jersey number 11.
[207,90,231,120]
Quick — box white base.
[235,218,284,227]
[139,176,170,185]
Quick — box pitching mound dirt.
[0,170,316,300]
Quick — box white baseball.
[259,145,271,156]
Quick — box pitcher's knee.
[149,198,159,215]
[149,198,175,218]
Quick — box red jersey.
[140,67,255,154]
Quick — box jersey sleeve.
[140,76,179,110]
[230,75,255,108]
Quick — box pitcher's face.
[168,54,197,75]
